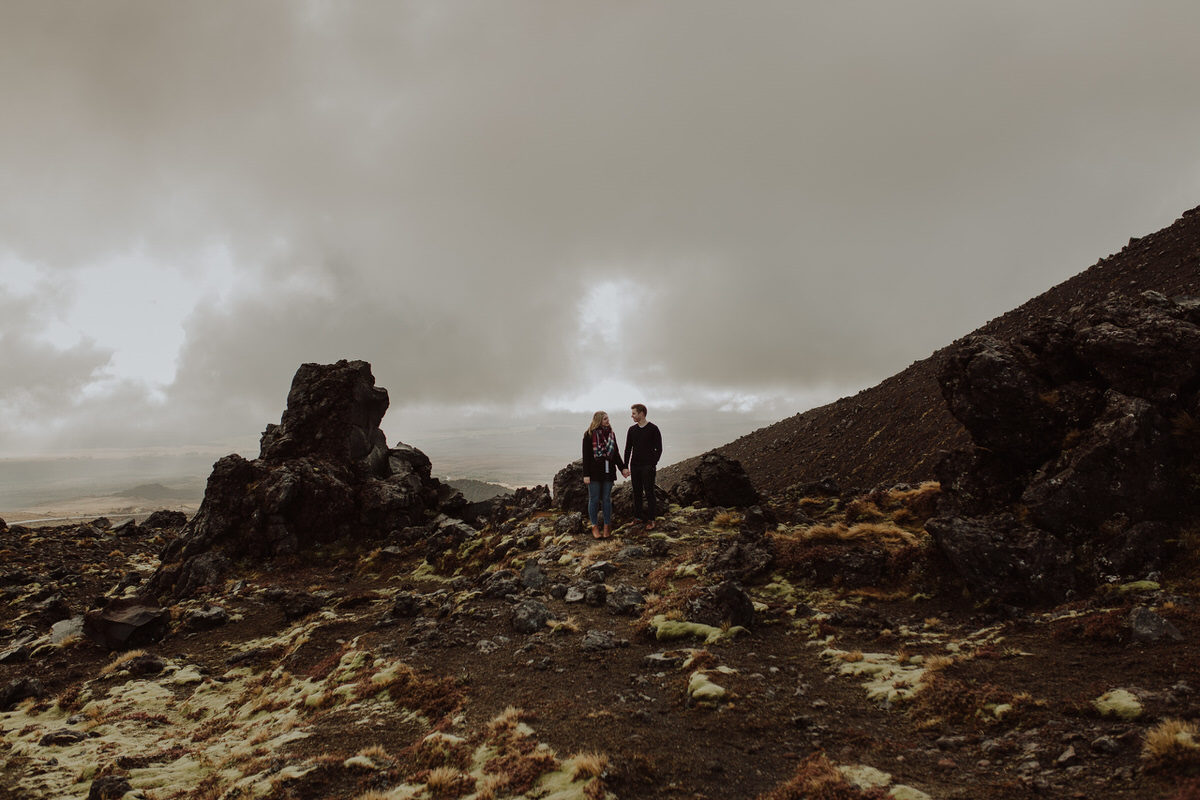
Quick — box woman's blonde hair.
[587,411,609,433]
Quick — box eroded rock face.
[930,293,1200,604]
[145,360,464,599]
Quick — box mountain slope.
[661,205,1200,495]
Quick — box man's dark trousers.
[631,465,657,521]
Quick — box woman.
[582,410,626,539]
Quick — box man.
[622,403,663,529]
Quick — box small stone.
[39,729,89,746]
[1056,746,1078,766]
[510,599,552,634]
[581,630,616,652]
[1090,736,1121,755]
[1129,606,1183,643]
[183,605,229,631]
[936,735,967,751]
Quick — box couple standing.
[582,404,663,539]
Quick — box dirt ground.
[2,483,1198,800]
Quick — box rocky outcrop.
[552,461,588,513]
[928,293,1200,604]
[144,360,465,599]
[671,453,761,509]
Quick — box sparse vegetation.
[756,752,889,799]
[1142,718,1200,769]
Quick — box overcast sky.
[2,1,1199,460]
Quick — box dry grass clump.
[756,752,889,799]
[842,499,887,524]
[407,734,475,772]
[99,649,148,676]
[644,554,690,593]
[912,671,1033,727]
[480,706,560,796]
[423,764,475,798]
[1142,718,1200,769]
[359,662,463,720]
[712,511,743,528]
[800,522,919,547]
[571,751,609,780]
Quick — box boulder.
[511,599,553,634]
[685,581,755,629]
[83,600,170,650]
[606,584,645,616]
[183,605,230,631]
[929,293,1200,603]
[925,514,1077,605]
[87,776,133,800]
[671,453,760,509]
[0,677,45,711]
[552,461,588,513]
[144,361,465,599]
[143,510,188,529]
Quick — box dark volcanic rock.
[83,600,170,651]
[929,293,1200,603]
[0,676,45,710]
[87,776,133,800]
[143,510,188,529]
[259,359,390,469]
[671,454,760,509]
[552,461,588,514]
[511,599,553,634]
[144,360,465,599]
[685,581,755,629]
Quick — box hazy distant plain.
[0,409,777,521]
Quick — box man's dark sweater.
[625,422,663,467]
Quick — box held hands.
[583,477,590,484]
[621,468,631,478]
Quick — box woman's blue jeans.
[588,480,613,527]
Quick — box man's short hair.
[631,403,647,415]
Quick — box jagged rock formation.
[144,360,465,598]
[927,292,1200,604]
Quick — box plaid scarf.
[591,426,616,460]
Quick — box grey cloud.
[2,2,1200,455]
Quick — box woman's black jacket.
[581,431,626,482]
